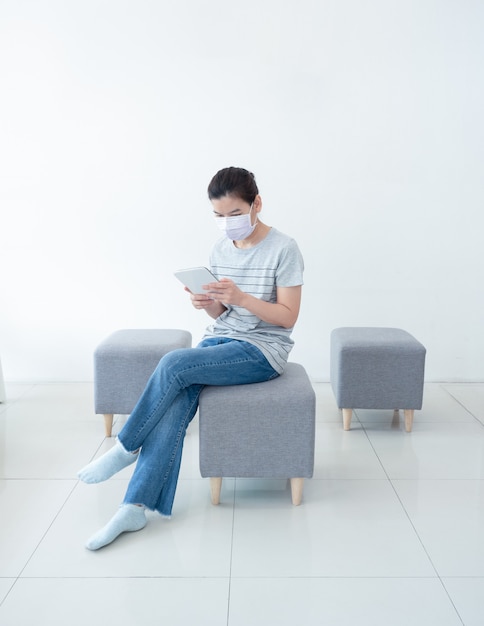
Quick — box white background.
[0,0,483,382]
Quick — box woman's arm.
[204,279,301,329]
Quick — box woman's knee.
[156,348,194,377]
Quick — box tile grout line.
[0,476,81,608]
[226,479,237,626]
[0,383,38,417]
[440,383,484,427]
[14,480,82,581]
[358,416,465,625]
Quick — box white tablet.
[174,266,218,294]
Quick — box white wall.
[1,0,483,383]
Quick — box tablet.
[174,266,218,294]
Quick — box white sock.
[85,504,147,550]
[77,439,139,484]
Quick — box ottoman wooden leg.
[210,477,222,505]
[290,478,304,506]
[342,408,352,430]
[104,414,114,437]
[404,409,414,432]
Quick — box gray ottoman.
[199,363,316,506]
[330,327,426,432]
[94,329,192,436]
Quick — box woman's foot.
[85,504,147,550]
[77,439,139,484]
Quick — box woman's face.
[211,194,261,220]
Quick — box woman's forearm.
[205,301,227,320]
[238,293,298,328]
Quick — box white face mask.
[215,203,257,241]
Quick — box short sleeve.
[276,238,304,287]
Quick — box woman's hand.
[186,287,226,319]
[186,278,244,308]
[187,287,214,310]
[202,278,244,306]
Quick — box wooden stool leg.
[404,409,414,432]
[210,477,222,505]
[104,414,114,437]
[290,478,304,506]
[342,408,352,430]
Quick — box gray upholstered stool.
[198,363,315,506]
[94,329,192,436]
[330,327,426,432]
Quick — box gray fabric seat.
[94,329,192,436]
[198,362,316,506]
[330,327,426,432]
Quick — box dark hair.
[207,167,259,204]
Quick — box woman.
[78,166,304,550]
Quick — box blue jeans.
[118,337,278,516]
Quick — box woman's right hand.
[185,288,226,319]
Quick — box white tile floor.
[1,381,484,625]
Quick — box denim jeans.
[118,337,279,516]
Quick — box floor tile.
[0,383,35,409]
[394,480,484,576]
[0,480,77,577]
[3,380,483,624]
[365,421,484,479]
[231,479,435,577]
[0,415,105,479]
[313,422,386,479]
[22,478,235,578]
[0,578,230,626]
[443,577,484,626]
[2,383,96,421]
[443,383,484,425]
[312,382,349,423]
[419,383,480,423]
[229,578,462,626]
[0,579,15,604]
[0,383,103,479]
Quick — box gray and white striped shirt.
[203,228,304,374]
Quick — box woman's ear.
[254,194,262,213]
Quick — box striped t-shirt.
[202,228,304,374]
